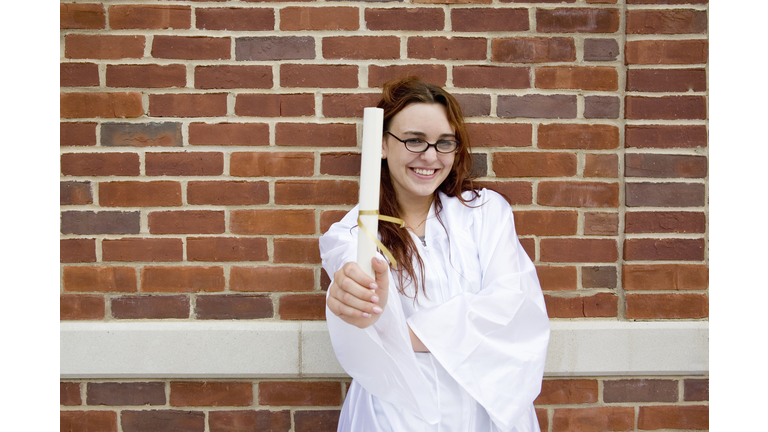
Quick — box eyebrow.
[401,131,457,139]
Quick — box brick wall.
[60,0,708,430]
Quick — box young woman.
[319,77,550,432]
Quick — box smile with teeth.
[411,168,437,176]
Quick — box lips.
[411,167,438,176]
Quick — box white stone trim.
[60,320,708,379]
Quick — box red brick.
[584,154,619,178]
[627,9,707,34]
[627,68,707,92]
[638,405,708,430]
[101,122,183,147]
[152,36,230,60]
[625,211,706,234]
[231,266,315,292]
[60,411,117,432]
[195,65,273,89]
[61,63,99,87]
[321,152,361,176]
[106,62,189,87]
[60,382,81,406]
[535,379,598,405]
[281,64,358,88]
[103,238,184,262]
[625,154,707,178]
[603,379,678,403]
[520,238,535,262]
[63,266,137,293]
[582,266,617,288]
[474,181,532,205]
[624,238,705,261]
[552,407,634,432]
[280,6,358,30]
[536,265,578,291]
[627,293,708,319]
[321,269,332,291]
[541,239,618,263]
[121,410,205,432]
[187,181,270,205]
[196,294,274,319]
[455,94,492,116]
[189,123,270,146]
[584,212,619,235]
[61,153,140,176]
[322,93,381,118]
[236,36,315,61]
[323,36,400,60]
[111,295,190,319]
[61,3,105,29]
[274,238,322,264]
[148,211,225,234]
[294,410,341,432]
[187,237,269,262]
[61,181,93,205]
[149,93,228,117]
[626,39,708,64]
[86,382,167,406]
[368,65,447,88]
[99,181,182,207]
[61,122,97,146]
[365,8,444,31]
[515,211,578,236]
[536,408,548,432]
[196,7,275,31]
[145,152,223,176]
[538,181,619,207]
[544,293,618,318]
[414,0,491,3]
[109,5,190,29]
[171,382,252,407]
[492,37,575,63]
[628,0,707,3]
[623,264,708,290]
[259,381,341,406]
[231,209,315,235]
[497,94,577,119]
[65,35,144,59]
[60,294,105,320]
[538,124,619,150]
[61,92,143,119]
[537,66,617,91]
[466,123,532,147]
[209,410,291,432]
[684,379,708,402]
[276,123,357,147]
[626,96,707,120]
[493,152,577,177]
[408,37,486,61]
[321,210,348,234]
[626,182,705,207]
[454,66,530,89]
[230,152,313,177]
[61,238,96,263]
[236,94,314,117]
[538,8,620,33]
[275,180,358,205]
[451,8,528,32]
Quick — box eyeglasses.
[386,131,460,154]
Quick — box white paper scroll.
[357,107,384,279]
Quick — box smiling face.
[382,103,457,210]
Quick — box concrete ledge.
[60,320,708,379]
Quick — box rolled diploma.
[357,107,384,279]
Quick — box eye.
[404,138,426,145]
[436,140,458,150]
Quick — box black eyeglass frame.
[385,131,460,154]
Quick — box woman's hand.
[327,258,390,329]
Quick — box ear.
[381,137,388,159]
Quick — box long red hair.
[376,77,479,299]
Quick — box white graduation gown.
[319,189,550,432]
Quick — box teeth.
[413,168,436,175]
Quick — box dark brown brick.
[187,181,270,206]
[87,382,166,406]
[625,153,707,178]
[626,96,707,120]
[584,96,620,119]
[537,8,620,33]
[61,122,97,146]
[451,8,528,32]
[258,382,341,406]
[111,295,190,319]
[604,379,678,403]
[195,65,273,89]
[321,152,361,176]
[102,122,183,147]
[187,237,268,262]
[474,181,533,205]
[492,37,575,63]
[584,38,619,61]
[209,410,291,432]
[455,94,492,117]
[61,238,97,263]
[365,8,444,31]
[235,94,314,117]
[541,238,618,263]
[152,36,230,60]
[61,62,99,87]
[627,68,707,92]
[684,379,708,401]
[61,382,82,406]
[626,125,708,149]
[294,410,341,432]
[196,7,275,31]
[189,123,270,146]
[61,181,93,205]
[196,294,274,319]
[627,9,708,34]
[235,36,315,61]
[582,266,617,288]
[497,94,577,119]
[106,64,186,88]
[454,66,530,89]
[624,238,705,261]
[584,212,619,235]
[61,211,140,235]
[626,211,706,233]
[321,211,348,234]
[626,182,705,207]
[145,152,224,176]
[322,93,381,118]
[538,181,619,207]
[121,410,205,432]
[60,411,117,432]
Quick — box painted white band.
[60,320,708,379]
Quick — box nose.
[419,146,439,162]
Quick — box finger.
[328,294,378,319]
[371,257,390,291]
[334,278,382,314]
[341,262,377,290]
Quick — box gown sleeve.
[406,191,551,432]
[319,207,440,423]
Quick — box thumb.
[371,257,390,292]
